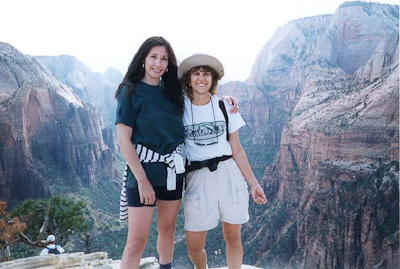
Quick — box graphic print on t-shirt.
[184,120,226,146]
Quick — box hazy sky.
[0,0,398,82]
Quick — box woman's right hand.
[138,180,156,205]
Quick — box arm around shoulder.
[220,95,239,113]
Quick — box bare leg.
[222,222,242,269]
[156,199,181,264]
[186,230,208,269]
[120,206,154,269]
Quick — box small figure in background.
[0,240,11,262]
[40,235,65,255]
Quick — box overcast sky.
[0,0,398,82]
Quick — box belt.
[185,155,232,174]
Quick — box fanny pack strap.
[185,155,232,174]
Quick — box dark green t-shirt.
[115,81,184,188]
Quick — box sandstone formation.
[218,2,398,268]
[36,56,122,129]
[0,43,117,201]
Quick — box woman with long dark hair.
[115,36,185,269]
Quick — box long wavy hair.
[114,36,183,113]
[179,66,219,100]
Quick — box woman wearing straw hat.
[178,53,267,269]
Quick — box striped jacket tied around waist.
[119,143,185,221]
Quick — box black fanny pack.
[185,155,232,174]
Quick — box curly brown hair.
[179,66,219,100]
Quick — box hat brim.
[178,54,224,79]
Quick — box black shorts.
[127,178,183,207]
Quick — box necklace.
[190,96,218,146]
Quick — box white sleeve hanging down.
[119,143,185,221]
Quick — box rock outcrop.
[0,252,147,269]
[218,1,398,268]
[36,56,122,129]
[0,43,117,201]
[219,15,334,177]
[36,55,122,152]
[0,253,262,269]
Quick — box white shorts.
[184,158,249,232]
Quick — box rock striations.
[219,1,398,269]
[0,43,118,201]
[36,55,121,129]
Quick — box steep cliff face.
[272,65,399,269]
[0,43,117,202]
[218,2,399,269]
[220,15,333,177]
[36,55,122,129]
[36,56,122,152]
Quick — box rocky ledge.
[0,253,262,269]
[0,252,125,269]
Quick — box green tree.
[10,196,88,248]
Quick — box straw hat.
[178,53,224,79]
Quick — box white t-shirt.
[183,95,245,161]
[40,244,65,255]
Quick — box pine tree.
[4,196,88,248]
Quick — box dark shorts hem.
[127,178,183,207]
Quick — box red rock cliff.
[0,43,117,202]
